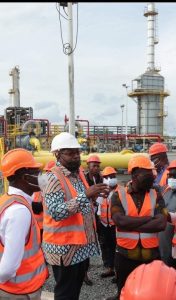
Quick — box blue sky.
[0,2,175,135]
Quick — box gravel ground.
[43,256,117,300]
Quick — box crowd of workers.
[0,133,176,300]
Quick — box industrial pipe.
[33,150,149,170]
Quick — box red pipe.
[88,133,161,142]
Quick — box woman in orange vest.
[107,155,167,300]
[0,149,48,300]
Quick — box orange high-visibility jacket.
[43,166,94,245]
[100,189,116,226]
[33,191,43,230]
[0,194,48,294]
[159,169,168,186]
[116,186,159,249]
[100,197,114,226]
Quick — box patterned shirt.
[42,162,99,266]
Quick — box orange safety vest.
[116,186,159,249]
[43,166,95,245]
[0,194,48,294]
[33,191,43,230]
[100,190,115,226]
[159,169,168,186]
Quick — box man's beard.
[66,160,81,172]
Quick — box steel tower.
[128,2,169,136]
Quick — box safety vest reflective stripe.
[160,169,169,186]
[0,247,41,260]
[118,186,128,213]
[35,216,43,222]
[162,185,170,198]
[116,232,158,244]
[43,224,85,233]
[116,186,159,249]
[0,194,48,294]
[23,226,39,259]
[0,196,28,211]
[55,168,73,200]
[100,198,114,225]
[148,190,156,217]
[141,233,158,239]
[34,215,43,230]
[116,232,139,239]
[10,262,47,284]
[0,228,39,261]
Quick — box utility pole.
[67,2,75,135]
[122,84,129,148]
[120,104,125,134]
[143,111,146,151]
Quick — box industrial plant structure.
[128,2,170,137]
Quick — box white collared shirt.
[0,187,32,283]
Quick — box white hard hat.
[51,132,81,152]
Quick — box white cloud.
[0,2,175,136]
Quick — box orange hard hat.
[43,160,55,171]
[149,143,168,156]
[128,155,153,174]
[120,260,176,300]
[102,166,117,177]
[87,155,101,164]
[167,160,176,170]
[1,148,42,177]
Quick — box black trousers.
[84,257,90,272]
[52,259,88,300]
[114,252,158,296]
[98,223,116,268]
